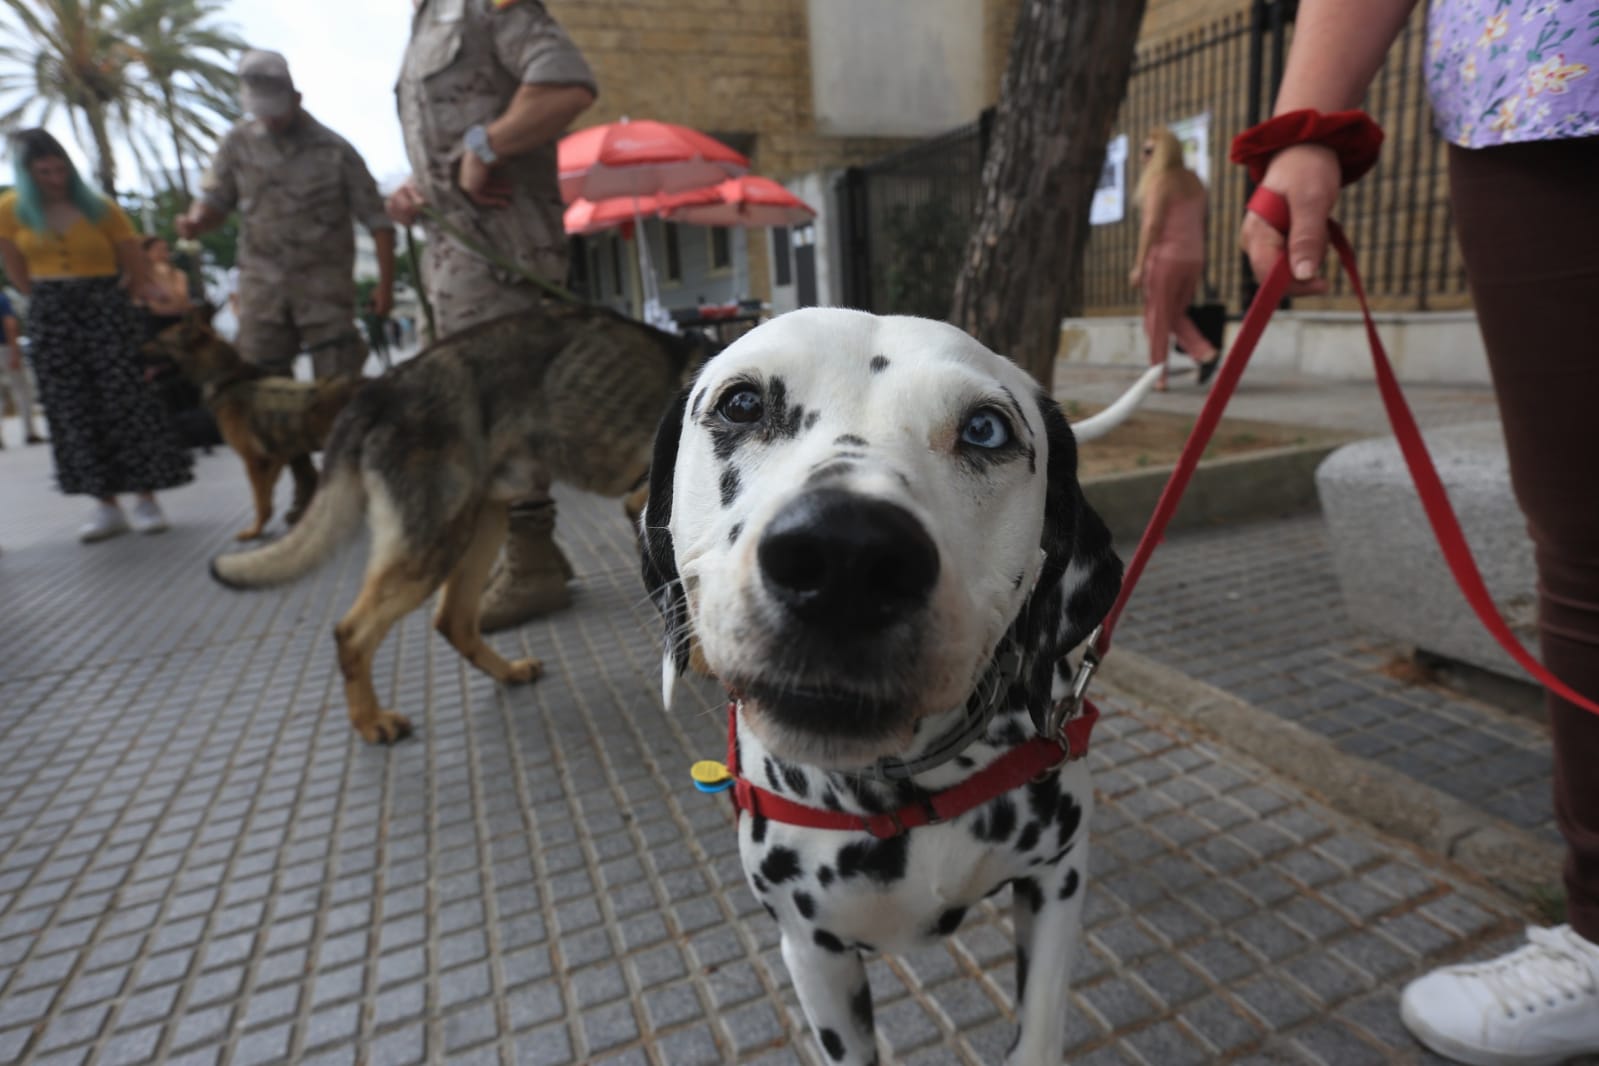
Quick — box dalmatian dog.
[641,308,1124,1065]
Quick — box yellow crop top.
[0,190,136,279]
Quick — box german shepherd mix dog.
[144,317,362,540]
[211,303,701,743]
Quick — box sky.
[31,0,416,195]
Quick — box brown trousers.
[1449,137,1599,941]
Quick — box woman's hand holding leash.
[1239,144,1340,295]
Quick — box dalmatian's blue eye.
[717,384,764,425]
[960,409,1011,449]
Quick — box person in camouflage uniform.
[178,50,395,381]
[388,0,596,631]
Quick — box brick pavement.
[1051,361,1558,843]
[0,437,1551,1065]
[1111,516,1558,842]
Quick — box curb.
[1098,647,1563,902]
[1082,441,1350,542]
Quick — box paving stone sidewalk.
[0,432,1551,1066]
[1051,362,1558,843]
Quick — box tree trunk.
[160,81,192,198]
[84,101,119,195]
[949,0,1147,390]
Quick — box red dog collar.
[1229,109,1384,186]
[724,700,1099,839]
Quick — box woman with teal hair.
[0,129,191,542]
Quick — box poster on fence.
[1170,112,1212,186]
[1091,133,1127,226]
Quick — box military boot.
[478,502,574,632]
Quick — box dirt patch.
[1064,403,1326,478]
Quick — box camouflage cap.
[239,49,296,120]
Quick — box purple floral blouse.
[1427,0,1599,146]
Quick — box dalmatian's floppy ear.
[1005,393,1124,713]
[639,386,693,707]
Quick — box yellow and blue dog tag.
[690,760,734,794]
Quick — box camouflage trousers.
[425,230,561,339]
[237,315,369,380]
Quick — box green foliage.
[118,185,236,268]
[879,198,969,321]
[355,240,420,305]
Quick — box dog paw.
[505,658,543,685]
[356,711,413,744]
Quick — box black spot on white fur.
[781,764,809,797]
[834,434,867,447]
[1059,868,1081,900]
[719,466,741,507]
[869,354,889,372]
[972,797,1017,843]
[1013,876,1043,914]
[813,929,847,953]
[820,1027,846,1060]
[794,891,816,919]
[850,981,874,1036]
[761,847,801,885]
[836,835,908,885]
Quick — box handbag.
[1179,279,1226,355]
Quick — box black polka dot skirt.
[27,277,194,498]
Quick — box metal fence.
[839,0,1470,320]
[836,112,991,317]
[1089,0,1469,315]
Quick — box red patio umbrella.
[558,118,749,204]
[661,176,816,228]
[565,194,661,237]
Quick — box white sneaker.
[128,498,169,535]
[1400,924,1599,1066]
[79,503,129,543]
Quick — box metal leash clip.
[1045,625,1104,747]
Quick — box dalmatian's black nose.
[757,489,940,629]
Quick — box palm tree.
[0,0,243,197]
[0,0,135,193]
[115,0,244,197]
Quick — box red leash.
[1094,185,1599,719]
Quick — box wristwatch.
[464,124,499,166]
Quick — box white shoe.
[1400,924,1599,1065]
[128,498,169,535]
[79,503,129,543]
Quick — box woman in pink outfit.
[1130,127,1219,390]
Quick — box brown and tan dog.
[144,315,362,541]
[208,303,704,743]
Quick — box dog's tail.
[1070,364,1164,442]
[210,418,368,590]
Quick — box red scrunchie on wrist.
[1229,109,1385,186]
